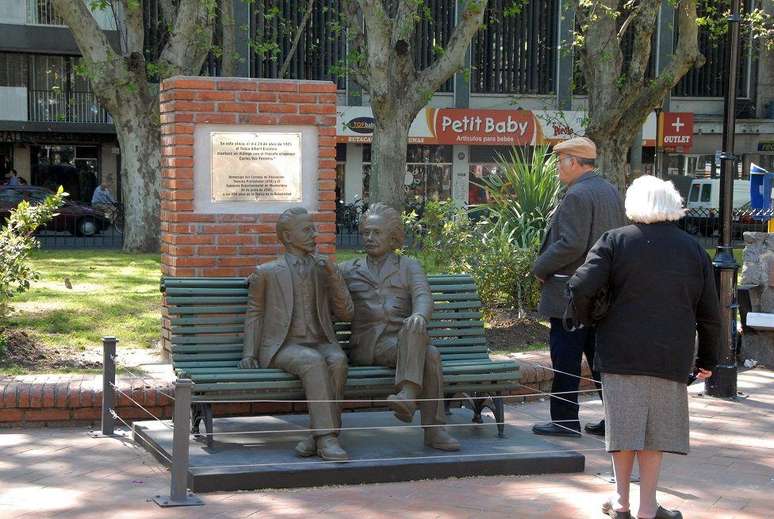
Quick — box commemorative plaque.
[210,132,302,202]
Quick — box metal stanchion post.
[90,337,117,438]
[153,379,203,507]
[707,0,741,399]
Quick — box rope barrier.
[196,446,609,470]
[109,382,173,429]
[117,365,176,402]
[110,410,173,464]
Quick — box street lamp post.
[707,0,741,399]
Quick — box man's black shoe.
[531,423,581,437]
[584,419,605,436]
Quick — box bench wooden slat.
[182,362,518,382]
[166,288,249,296]
[166,296,248,305]
[428,292,480,302]
[174,325,244,334]
[428,328,484,338]
[168,305,248,315]
[171,316,246,326]
[429,284,477,292]
[171,335,243,345]
[433,301,482,310]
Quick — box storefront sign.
[431,109,536,145]
[660,112,694,152]
[210,132,302,202]
[758,142,774,152]
[336,107,659,147]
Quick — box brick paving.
[1,368,771,518]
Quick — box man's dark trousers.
[548,318,602,432]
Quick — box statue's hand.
[404,313,427,335]
[315,255,339,278]
[239,356,259,369]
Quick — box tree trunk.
[369,114,411,209]
[220,0,237,76]
[592,135,631,194]
[113,110,161,252]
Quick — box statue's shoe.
[424,427,460,451]
[294,435,316,457]
[387,393,417,423]
[316,435,349,462]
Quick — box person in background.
[568,176,720,519]
[92,181,118,222]
[531,137,627,438]
[5,169,21,186]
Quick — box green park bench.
[161,273,520,446]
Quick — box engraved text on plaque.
[210,132,302,202]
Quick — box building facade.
[1,0,773,208]
[0,0,122,204]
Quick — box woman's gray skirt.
[601,373,689,455]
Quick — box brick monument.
[158,76,338,356]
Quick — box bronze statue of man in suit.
[339,203,460,451]
[240,207,354,461]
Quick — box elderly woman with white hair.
[568,175,721,519]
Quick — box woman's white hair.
[625,175,686,223]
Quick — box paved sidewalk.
[0,368,772,519]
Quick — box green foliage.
[473,145,561,249]
[408,146,560,313]
[0,187,66,316]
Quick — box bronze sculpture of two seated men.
[240,204,460,461]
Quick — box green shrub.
[0,187,66,316]
[409,145,560,314]
[473,145,561,249]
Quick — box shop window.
[31,145,100,203]
[361,144,453,204]
[468,164,501,205]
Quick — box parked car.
[0,185,111,236]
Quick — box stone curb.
[0,351,595,426]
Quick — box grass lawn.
[6,250,162,351]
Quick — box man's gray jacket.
[532,171,626,318]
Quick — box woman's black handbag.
[563,283,612,330]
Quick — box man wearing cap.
[531,137,626,438]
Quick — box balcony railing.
[28,90,112,124]
[27,0,66,25]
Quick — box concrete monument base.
[134,409,585,492]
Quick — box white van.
[686,178,751,210]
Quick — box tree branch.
[416,0,487,97]
[626,0,704,116]
[340,0,370,91]
[50,0,124,97]
[278,0,315,79]
[392,0,421,46]
[357,0,393,84]
[159,0,216,76]
[117,0,144,55]
[624,0,660,85]
[220,0,238,76]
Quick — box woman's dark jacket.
[568,222,721,383]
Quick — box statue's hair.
[359,202,405,249]
[276,207,309,245]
